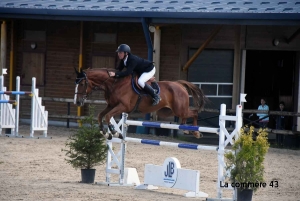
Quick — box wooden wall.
[159,25,181,81]
[6,20,151,120]
[245,26,300,50]
[3,19,300,122]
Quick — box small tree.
[225,126,269,191]
[63,105,108,169]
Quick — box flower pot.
[81,169,96,183]
[237,188,253,201]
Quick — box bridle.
[74,70,113,104]
[74,72,88,104]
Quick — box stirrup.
[152,97,160,106]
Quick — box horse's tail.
[176,80,208,111]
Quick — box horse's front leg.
[105,104,126,140]
[181,118,190,135]
[181,109,202,138]
[98,105,113,139]
[191,109,202,138]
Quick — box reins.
[83,69,116,95]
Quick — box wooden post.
[153,26,161,82]
[153,26,161,121]
[232,25,242,108]
[9,20,15,91]
[1,21,7,76]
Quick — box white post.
[120,112,128,184]
[44,110,48,137]
[0,75,3,135]
[30,77,36,137]
[15,76,20,137]
[234,104,243,200]
[236,104,243,138]
[105,141,112,183]
[217,104,226,198]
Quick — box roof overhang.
[0,8,300,26]
[0,0,300,26]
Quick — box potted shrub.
[225,126,269,201]
[62,105,108,183]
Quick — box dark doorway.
[244,50,295,129]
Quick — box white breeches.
[138,67,156,88]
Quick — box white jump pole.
[0,75,3,135]
[15,76,20,137]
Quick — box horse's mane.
[84,68,130,83]
[83,68,116,72]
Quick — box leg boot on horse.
[144,83,160,106]
[108,124,123,139]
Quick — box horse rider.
[109,44,160,106]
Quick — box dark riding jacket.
[115,54,154,78]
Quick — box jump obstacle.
[98,103,243,201]
[0,75,48,138]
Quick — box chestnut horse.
[74,68,208,140]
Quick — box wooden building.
[0,0,300,130]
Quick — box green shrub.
[62,105,108,169]
[225,126,269,191]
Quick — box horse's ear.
[74,66,80,75]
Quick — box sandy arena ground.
[0,125,300,201]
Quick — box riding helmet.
[116,44,131,53]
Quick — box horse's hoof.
[193,132,203,139]
[118,134,124,140]
[183,130,190,135]
[113,132,120,138]
[107,133,113,140]
[113,133,123,140]
[101,131,113,140]
[100,131,109,139]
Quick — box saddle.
[131,73,160,95]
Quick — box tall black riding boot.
[144,84,160,106]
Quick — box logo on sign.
[162,157,181,188]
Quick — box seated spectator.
[275,101,287,146]
[257,98,269,128]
